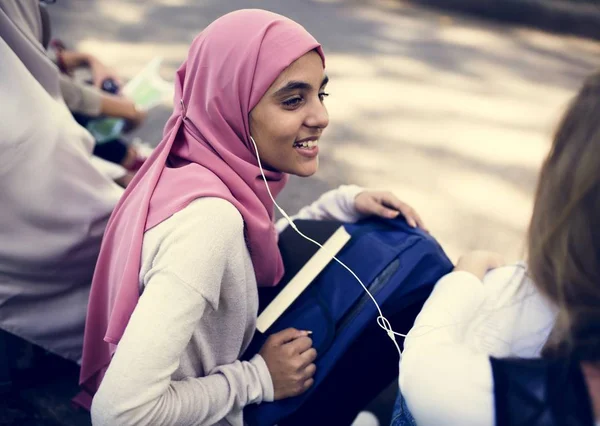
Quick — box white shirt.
[399,265,557,426]
[92,185,364,426]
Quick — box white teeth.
[295,140,318,149]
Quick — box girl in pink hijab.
[81,9,425,426]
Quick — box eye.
[319,92,330,102]
[281,96,304,109]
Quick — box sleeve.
[399,271,496,426]
[89,155,127,180]
[399,266,557,426]
[59,74,102,116]
[461,264,556,358]
[46,46,59,65]
[91,200,274,426]
[275,184,365,233]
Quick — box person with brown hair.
[395,71,600,426]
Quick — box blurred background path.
[49,0,600,262]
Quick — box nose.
[305,98,329,130]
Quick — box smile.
[293,140,318,149]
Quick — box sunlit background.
[49,0,600,263]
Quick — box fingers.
[286,336,313,355]
[303,362,317,378]
[380,193,427,230]
[303,378,315,390]
[284,375,315,399]
[397,203,426,230]
[295,364,316,394]
[298,347,317,366]
[269,328,309,345]
[286,349,317,398]
[92,63,122,87]
[374,202,399,220]
[361,194,398,220]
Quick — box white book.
[256,226,352,333]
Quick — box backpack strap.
[491,356,595,426]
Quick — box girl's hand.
[355,190,427,230]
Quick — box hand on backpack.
[454,250,506,280]
[354,190,427,230]
[259,328,317,400]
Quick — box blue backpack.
[243,217,453,426]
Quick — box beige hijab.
[0,0,122,362]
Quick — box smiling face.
[249,50,330,177]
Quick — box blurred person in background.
[0,0,123,364]
[38,1,151,177]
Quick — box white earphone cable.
[250,136,404,359]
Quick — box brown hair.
[527,71,600,361]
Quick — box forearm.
[92,354,272,426]
[59,74,102,116]
[59,49,93,72]
[99,93,138,120]
[92,274,272,426]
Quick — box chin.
[289,159,319,177]
[293,169,318,178]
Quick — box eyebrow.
[273,75,329,97]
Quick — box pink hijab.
[77,9,325,406]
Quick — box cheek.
[251,105,303,153]
[270,117,302,143]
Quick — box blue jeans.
[390,391,417,426]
